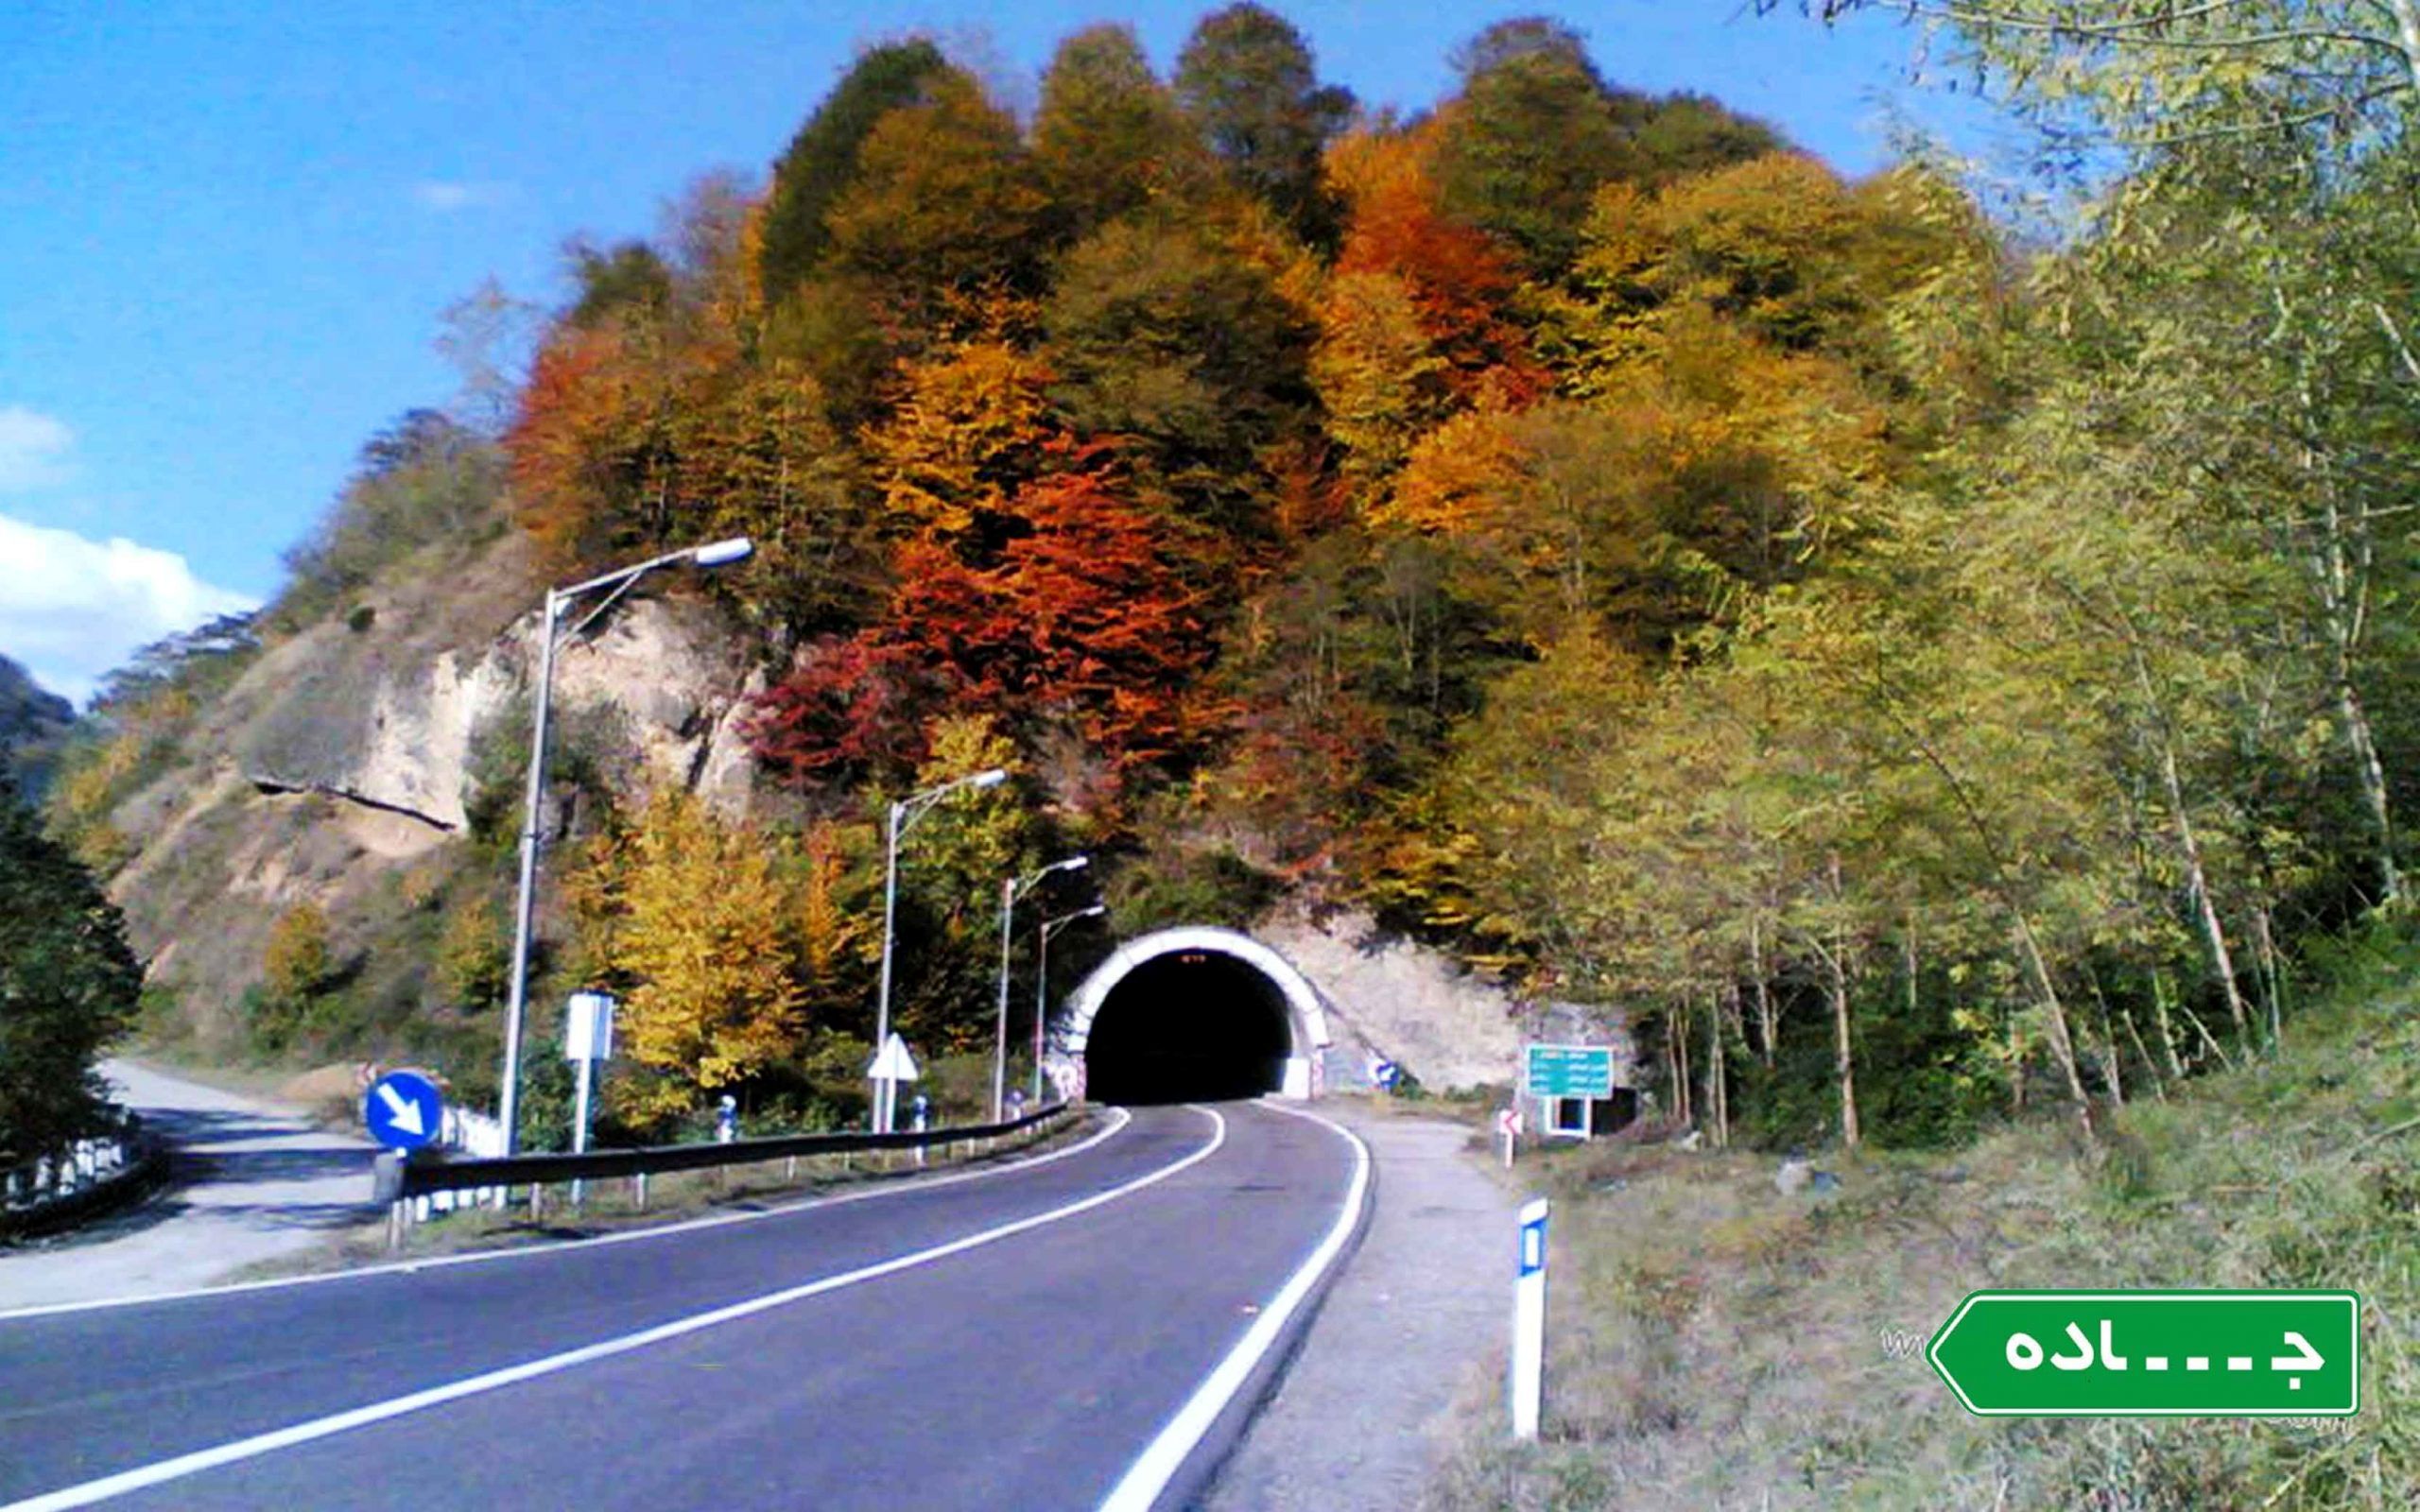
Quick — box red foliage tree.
[749,448,1225,782]
[1328,129,1549,406]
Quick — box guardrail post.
[634,1172,648,1210]
[529,1183,544,1221]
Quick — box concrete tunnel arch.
[1048,927,1332,1104]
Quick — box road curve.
[0,1101,1363,1512]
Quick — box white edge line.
[0,1109,1131,1324]
[1095,1101,1372,1512]
[2,1108,1223,1512]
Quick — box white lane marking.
[1096,1101,1372,1512]
[0,1109,1129,1323]
[1,1108,1223,1512]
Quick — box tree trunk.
[2010,911,2094,1141]
[2128,639,2250,1038]
[1705,991,1728,1149]
[2151,968,2187,1081]
[2084,971,2125,1110]
[2119,1003,2167,1104]
[2252,903,2285,1046]
[1904,911,1921,1023]
[1671,1003,1693,1129]
[1828,855,1860,1150]
[1748,915,1776,1068]
[2299,360,2402,904]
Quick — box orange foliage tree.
[749,446,1223,784]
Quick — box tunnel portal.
[1057,927,1331,1106]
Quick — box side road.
[0,1058,378,1310]
[1208,1102,1514,1512]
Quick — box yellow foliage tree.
[585,790,804,1123]
[861,339,1058,539]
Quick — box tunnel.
[1055,927,1331,1106]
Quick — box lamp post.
[1035,903,1107,1104]
[497,537,752,1156]
[995,856,1088,1121]
[873,765,1010,1131]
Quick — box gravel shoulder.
[0,1057,377,1311]
[1208,1100,1515,1512]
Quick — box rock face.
[1257,905,1525,1092]
[235,594,757,833]
[99,536,770,1049]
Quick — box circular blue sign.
[363,1070,445,1151]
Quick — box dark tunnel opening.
[1083,951,1294,1105]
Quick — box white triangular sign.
[867,1033,921,1082]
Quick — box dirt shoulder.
[0,1057,378,1311]
[1208,1099,1516,1512]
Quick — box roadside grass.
[1425,942,2420,1510]
[222,1107,1104,1283]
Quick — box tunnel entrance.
[1084,951,1294,1104]
[1056,926,1332,1105]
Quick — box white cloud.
[412,180,513,213]
[0,406,75,491]
[0,513,258,707]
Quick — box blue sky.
[0,1,2011,704]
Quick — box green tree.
[1174,3,1355,246]
[758,38,953,308]
[1431,18,1633,278]
[0,778,139,1159]
[821,67,1045,323]
[1033,25,1209,244]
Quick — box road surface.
[0,1060,377,1310]
[0,1101,1364,1512]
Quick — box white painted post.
[1512,1197,1549,1440]
[569,1054,596,1209]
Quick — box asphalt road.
[0,1101,1364,1512]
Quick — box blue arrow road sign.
[364,1070,444,1151]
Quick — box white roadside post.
[564,989,614,1208]
[1512,1196,1549,1440]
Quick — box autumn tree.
[578,789,806,1126]
[1043,214,1316,539]
[1174,3,1355,246]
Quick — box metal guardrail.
[0,1108,168,1241]
[383,1100,1076,1202]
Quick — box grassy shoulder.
[1426,943,2418,1511]
[222,1106,1103,1284]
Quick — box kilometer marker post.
[1512,1197,1549,1439]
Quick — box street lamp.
[497,537,752,1155]
[872,765,1010,1131]
[995,855,1088,1120]
[1035,903,1108,1104]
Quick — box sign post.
[1495,1106,1522,1169]
[1929,1290,2360,1417]
[1512,1197,1549,1439]
[868,1033,920,1134]
[563,990,614,1207]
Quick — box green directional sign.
[1524,1043,1615,1100]
[1928,1290,2360,1417]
